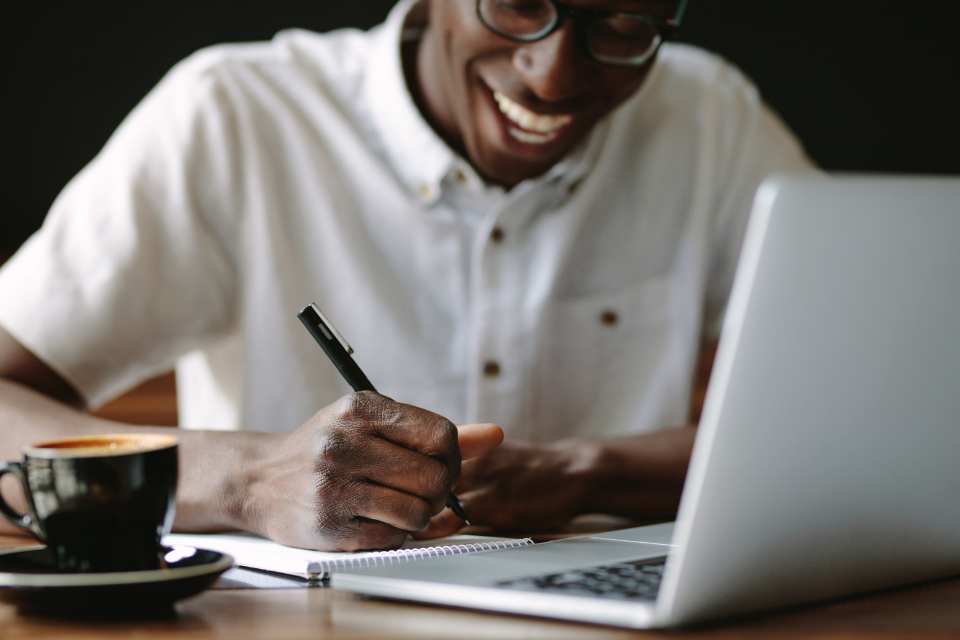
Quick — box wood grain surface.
[90,372,178,427]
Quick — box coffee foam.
[26,434,178,459]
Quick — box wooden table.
[1,532,959,640]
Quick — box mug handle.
[0,462,42,538]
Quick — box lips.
[492,90,573,145]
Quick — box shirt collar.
[363,0,611,206]
[364,0,452,205]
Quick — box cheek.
[448,0,494,46]
[442,42,481,151]
[438,3,511,115]
[446,60,510,154]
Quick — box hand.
[416,427,697,539]
[244,392,502,551]
[415,439,589,539]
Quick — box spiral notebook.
[165,532,534,580]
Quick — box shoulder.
[637,43,763,118]
[656,44,753,85]
[607,43,808,167]
[186,27,374,88]
[140,26,379,125]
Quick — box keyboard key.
[495,558,666,602]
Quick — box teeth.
[493,91,573,137]
[508,127,552,144]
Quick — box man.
[0,0,812,549]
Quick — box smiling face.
[411,0,681,188]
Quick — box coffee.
[0,434,178,573]
[27,434,176,457]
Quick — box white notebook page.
[165,532,533,579]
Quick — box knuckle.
[428,417,458,455]
[376,398,402,425]
[311,503,355,543]
[314,471,346,501]
[337,392,373,421]
[310,486,378,549]
[419,459,451,494]
[337,392,404,431]
[403,500,433,531]
[316,427,354,465]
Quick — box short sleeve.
[0,53,243,408]
[701,66,819,340]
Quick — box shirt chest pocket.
[532,276,677,441]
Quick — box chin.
[464,95,583,186]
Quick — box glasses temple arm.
[673,0,689,27]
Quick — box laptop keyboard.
[495,558,666,601]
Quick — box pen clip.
[309,304,354,355]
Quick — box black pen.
[297,303,471,525]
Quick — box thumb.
[457,423,503,460]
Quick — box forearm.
[567,426,697,520]
[570,338,712,519]
[1,320,491,550]
[0,377,264,534]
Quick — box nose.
[511,22,591,103]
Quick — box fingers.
[335,392,460,462]
[353,422,502,515]
[412,507,466,540]
[457,423,504,460]
[320,433,452,513]
[350,423,503,510]
[355,483,434,532]
[299,394,504,551]
[331,518,410,552]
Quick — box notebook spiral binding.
[314,538,535,573]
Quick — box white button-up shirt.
[0,0,813,440]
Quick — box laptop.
[333,175,960,628]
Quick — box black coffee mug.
[0,434,178,573]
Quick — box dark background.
[3,0,958,254]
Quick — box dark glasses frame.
[476,0,689,67]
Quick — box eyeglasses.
[476,0,688,67]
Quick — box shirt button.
[600,310,619,326]
[483,361,501,378]
[490,227,505,243]
[418,183,435,200]
[454,170,469,184]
